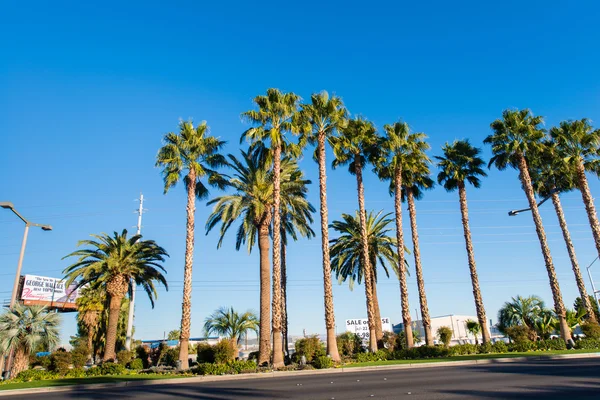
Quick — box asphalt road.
[10,358,600,399]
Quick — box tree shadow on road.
[439,380,600,399]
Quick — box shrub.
[536,338,566,351]
[505,326,533,343]
[313,356,333,369]
[197,343,216,364]
[508,341,536,352]
[581,322,600,340]
[228,360,257,374]
[336,332,363,357]
[247,351,259,362]
[99,362,125,375]
[71,346,89,368]
[354,349,390,363]
[214,340,235,364]
[135,346,151,368]
[478,343,493,354]
[14,369,58,382]
[194,362,231,376]
[65,367,86,378]
[492,341,508,353]
[161,347,179,367]
[418,345,449,358]
[381,332,398,351]
[294,336,325,363]
[30,355,51,369]
[437,327,453,347]
[449,343,477,356]
[84,366,103,376]
[49,350,72,375]
[116,350,134,366]
[128,358,144,370]
[139,366,177,375]
[575,338,600,350]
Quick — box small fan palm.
[204,307,259,358]
[0,305,61,377]
[497,295,545,334]
[76,285,105,358]
[63,230,168,361]
[464,319,482,345]
[435,140,490,344]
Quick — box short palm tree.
[435,140,490,344]
[534,310,557,340]
[374,120,425,348]
[206,149,313,365]
[330,210,401,336]
[331,116,380,352]
[497,295,545,334]
[156,119,226,369]
[241,88,301,368]
[0,305,60,377]
[296,90,347,362]
[485,109,571,343]
[402,138,435,345]
[550,119,600,269]
[204,307,259,359]
[464,319,482,345]
[529,140,598,323]
[63,230,168,362]
[76,285,105,359]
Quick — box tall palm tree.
[76,285,105,359]
[485,109,572,342]
[464,319,481,345]
[0,305,60,378]
[156,119,226,369]
[203,307,259,359]
[63,230,168,362]
[330,210,402,336]
[402,138,435,345]
[528,140,598,323]
[331,116,380,352]
[296,90,347,362]
[374,120,425,348]
[206,150,313,365]
[550,119,600,267]
[497,295,545,334]
[435,139,491,344]
[241,88,301,368]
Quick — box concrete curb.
[1,351,598,397]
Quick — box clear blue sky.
[2,1,600,345]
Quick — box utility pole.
[125,193,144,350]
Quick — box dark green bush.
[99,362,125,375]
[478,343,493,354]
[49,350,72,375]
[135,346,151,368]
[313,356,333,369]
[30,355,51,369]
[228,360,257,374]
[214,340,235,364]
[194,362,231,375]
[14,369,58,382]
[161,347,179,367]
[247,351,259,362]
[492,341,508,353]
[581,322,600,340]
[65,367,86,378]
[575,338,600,350]
[116,350,134,366]
[505,326,533,343]
[336,332,363,357]
[508,341,536,352]
[128,358,144,370]
[84,366,103,376]
[437,327,453,347]
[418,345,449,358]
[536,338,566,351]
[71,346,89,368]
[197,343,216,363]
[449,343,477,356]
[294,336,325,363]
[354,349,390,362]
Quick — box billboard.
[20,275,80,309]
[345,317,393,346]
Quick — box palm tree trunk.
[10,348,29,378]
[271,145,284,368]
[406,188,434,345]
[371,267,384,345]
[178,170,196,370]
[257,221,271,366]
[231,337,239,360]
[551,190,597,323]
[458,182,491,344]
[576,160,600,263]
[104,293,124,362]
[317,132,341,362]
[354,154,378,353]
[517,154,572,342]
[281,240,289,360]
[393,167,413,348]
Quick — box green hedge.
[575,338,600,350]
[194,360,256,376]
[313,356,333,369]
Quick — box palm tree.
[497,295,545,335]
[464,319,481,345]
[534,310,557,340]
[75,285,104,359]
[156,119,226,369]
[435,140,491,344]
[63,230,168,362]
[374,120,424,348]
[241,88,301,368]
[402,137,435,345]
[550,120,600,271]
[331,116,380,352]
[0,305,60,377]
[203,307,259,359]
[485,109,571,342]
[206,150,313,365]
[296,90,347,362]
[330,210,401,338]
[528,140,598,323]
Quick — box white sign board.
[21,275,80,305]
[345,317,393,346]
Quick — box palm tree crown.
[331,117,379,173]
[204,307,259,343]
[296,91,348,154]
[550,119,600,174]
[497,295,545,333]
[435,140,487,191]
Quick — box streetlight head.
[41,225,53,231]
[0,202,14,210]
[508,210,519,216]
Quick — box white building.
[395,314,495,345]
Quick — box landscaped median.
[1,349,599,394]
